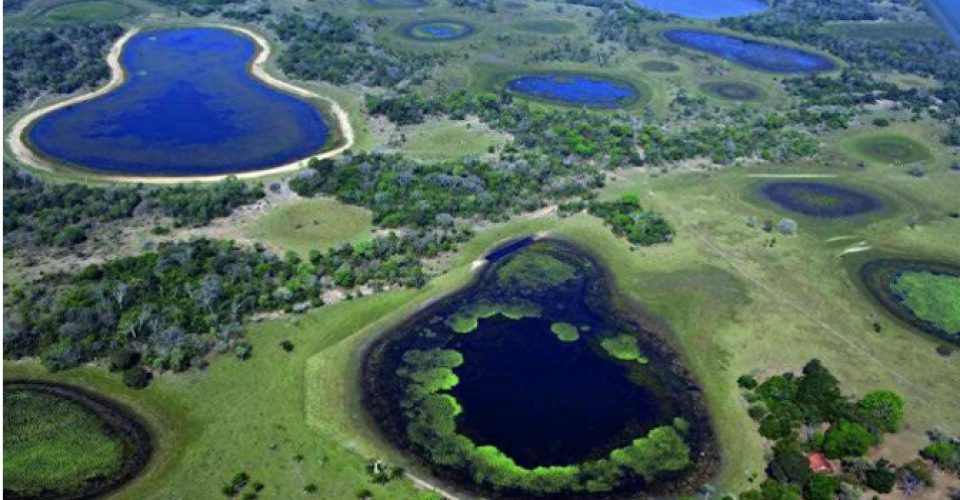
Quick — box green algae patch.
[448,301,542,334]
[496,249,577,293]
[601,335,649,364]
[891,271,960,335]
[550,322,580,342]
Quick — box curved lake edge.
[3,379,154,499]
[858,258,960,346]
[659,27,841,74]
[6,24,355,184]
[359,235,719,498]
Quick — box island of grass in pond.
[663,30,836,73]
[851,134,933,164]
[3,381,151,499]
[700,81,764,101]
[27,27,332,176]
[759,182,882,218]
[363,239,713,497]
[860,260,960,345]
[632,0,767,19]
[505,74,639,108]
[401,20,474,41]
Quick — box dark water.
[632,0,767,19]
[760,182,882,218]
[506,75,637,108]
[28,28,330,176]
[364,239,711,495]
[663,29,836,73]
[449,314,664,467]
[925,0,960,47]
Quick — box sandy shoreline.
[5,24,355,185]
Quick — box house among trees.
[807,452,834,473]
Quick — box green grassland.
[242,198,374,257]
[42,0,134,22]
[4,389,125,496]
[891,271,960,334]
[837,123,943,167]
[393,119,508,161]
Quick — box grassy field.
[42,0,134,22]
[4,389,125,496]
[242,198,375,257]
[395,119,508,162]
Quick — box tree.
[823,420,874,458]
[805,474,839,500]
[768,439,811,485]
[857,390,904,432]
[864,462,896,493]
[795,359,844,422]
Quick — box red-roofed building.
[807,452,834,473]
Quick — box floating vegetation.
[860,259,960,345]
[363,239,714,497]
[3,381,151,499]
[601,334,649,364]
[550,322,580,342]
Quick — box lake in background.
[631,0,767,19]
[663,29,836,73]
[925,0,960,47]
[28,28,331,176]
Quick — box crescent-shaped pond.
[362,238,714,497]
[25,27,333,176]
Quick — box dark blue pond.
[925,0,960,47]
[760,182,882,218]
[632,0,767,19]
[364,239,713,496]
[663,29,836,73]
[506,74,637,108]
[28,28,331,176]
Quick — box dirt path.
[5,24,355,184]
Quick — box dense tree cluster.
[573,193,675,246]
[368,90,820,167]
[737,360,912,499]
[593,6,668,51]
[3,226,470,383]
[397,348,692,495]
[270,13,444,87]
[290,152,600,228]
[3,24,124,111]
[3,167,265,248]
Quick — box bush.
[805,474,840,500]
[857,390,904,432]
[122,367,152,389]
[823,421,874,459]
[864,463,896,493]
[737,374,758,389]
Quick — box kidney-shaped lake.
[27,27,332,176]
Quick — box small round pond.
[505,74,641,108]
[851,134,932,164]
[363,238,714,497]
[759,182,883,218]
[3,380,152,499]
[631,0,767,19]
[700,80,765,101]
[859,259,960,345]
[663,29,836,73]
[400,20,475,41]
[26,27,333,176]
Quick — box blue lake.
[925,0,960,47]
[632,0,767,19]
[28,28,331,176]
[506,74,637,108]
[663,29,836,73]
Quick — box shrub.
[864,463,896,493]
[823,421,874,459]
[856,390,904,432]
[122,367,152,389]
[805,474,839,500]
[737,374,758,389]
